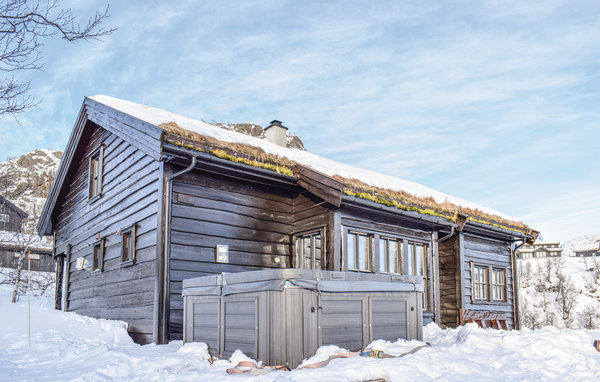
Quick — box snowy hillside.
[0,149,62,232]
[562,234,600,256]
[518,235,600,330]
[1,283,599,381]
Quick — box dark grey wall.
[53,121,160,344]
[168,171,301,339]
[0,201,25,233]
[462,233,515,327]
[0,247,54,272]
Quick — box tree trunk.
[10,252,25,303]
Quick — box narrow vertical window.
[88,145,104,200]
[473,265,489,300]
[492,269,506,301]
[347,232,356,270]
[408,242,431,310]
[346,231,372,272]
[358,234,368,271]
[379,237,403,274]
[92,238,104,272]
[121,225,136,265]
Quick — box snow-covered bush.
[518,255,600,330]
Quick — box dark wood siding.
[438,235,460,327]
[462,233,515,327]
[168,170,298,340]
[0,200,25,233]
[53,121,160,344]
[0,247,54,272]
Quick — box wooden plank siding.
[167,170,300,340]
[462,233,515,327]
[438,235,460,327]
[52,121,161,344]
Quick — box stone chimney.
[264,120,288,147]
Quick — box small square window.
[89,146,104,200]
[0,213,9,223]
[121,225,136,264]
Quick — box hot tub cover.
[182,269,424,296]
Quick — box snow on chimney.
[264,120,288,147]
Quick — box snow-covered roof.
[89,95,525,228]
[0,230,52,251]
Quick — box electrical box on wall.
[76,256,87,270]
[216,245,229,263]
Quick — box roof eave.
[341,194,456,229]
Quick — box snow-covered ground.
[2,284,599,381]
[518,235,600,329]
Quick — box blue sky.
[0,0,598,242]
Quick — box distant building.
[0,195,27,233]
[518,242,562,259]
[573,248,600,258]
[0,196,53,272]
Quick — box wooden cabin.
[0,195,27,233]
[37,95,538,344]
[0,196,54,272]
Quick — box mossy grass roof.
[90,95,534,235]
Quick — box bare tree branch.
[0,0,117,116]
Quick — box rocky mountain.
[0,149,63,232]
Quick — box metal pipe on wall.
[161,155,197,344]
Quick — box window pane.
[407,244,414,275]
[123,232,131,261]
[314,233,322,270]
[417,245,426,277]
[358,234,368,271]
[93,245,100,270]
[379,239,387,273]
[347,233,356,270]
[302,236,311,269]
[413,245,421,275]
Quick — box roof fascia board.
[37,102,88,235]
[341,194,455,229]
[163,143,298,189]
[83,97,162,161]
[462,220,529,242]
[37,97,165,235]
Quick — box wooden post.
[54,255,64,310]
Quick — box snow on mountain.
[562,234,600,256]
[1,283,599,381]
[0,149,62,232]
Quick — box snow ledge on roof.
[88,95,522,224]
